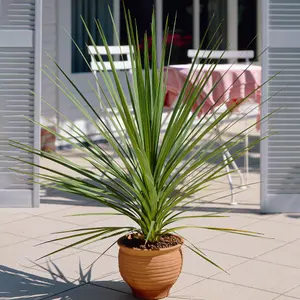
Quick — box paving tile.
[199,232,284,258]
[87,216,137,228]
[172,213,258,244]
[170,272,204,293]
[267,214,300,226]
[179,202,271,221]
[0,216,76,239]
[0,204,71,217]
[213,260,300,294]
[95,271,203,295]
[0,232,28,248]
[92,272,131,294]
[273,297,299,300]
[0,212,33,225]
[0,239,78,269]
[242,220,300,243]
[168,226,224,244]
[37,216,135,248]
[79,236,119,257]
[182,246,247,277]
[41,206,117,226]
[32,251,119,282]
[285,284,300,299]
[258,240,300,268]
[50,283,134,299]
[0,265,79,300]
[172,278,278,300]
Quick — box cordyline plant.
[10,9,267,269]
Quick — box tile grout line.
[198,276,280,296]
[253,236,300,260]
[191,216,262,246]
[170,277,206,295]
[273,281,300,300]
[0,214,36,226]
[90,281,131,295]
[40,282,89,300]
[176,236,300,297]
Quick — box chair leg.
[223,148,246,188]
[244,130,249,185]
[222,152,237,205]
[211,114,246,188]
[161,110,172,128]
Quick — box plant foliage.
[10,8,266,267]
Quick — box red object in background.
[41,127,56,152]
[139,34,193,50]
[226,98,243,112]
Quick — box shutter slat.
[269,0,300,30]
[0,0,37,203]
[261,0,300,212]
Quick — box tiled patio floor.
[1,140,300,299]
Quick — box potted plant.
[11,9,263,300]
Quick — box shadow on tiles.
[0,260,130,299]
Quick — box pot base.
[118,235,183,300]
[132,287,170,300]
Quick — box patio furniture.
[164,64,261,204]
[88,45,173,131]
[187,50,255,64]
[88,45,134,133]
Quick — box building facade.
[41,0,260,147]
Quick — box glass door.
[120,0,154,66]
[238,0,257,60]
[163,0,193,64]
[200,0,228,50]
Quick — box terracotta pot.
[117,236,183,299]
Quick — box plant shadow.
[0,260,132,299]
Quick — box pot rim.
[117,234,184,256]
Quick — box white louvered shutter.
[261,0,300,212]
[0,0,42,207]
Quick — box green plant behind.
[10,9,266,267]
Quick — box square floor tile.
[242,220,300,243]
[181,212,259,228]
[50,283,133,299]
[273,297,299,300]
[92,272,131,294]
[41,206,117,226]
[0,216,76,239]
[199,232,284,258]
[258,240,300,269]
[0,232,28,248]
[171,213,258,244]
[182,246,247,277]
[95,271,203,295]
[32,251,119,282]
[170,272,204,293]
[0,265,79,300]
[0,213,33,225]
[0,239,78,269]
[213,260,300,294]
[172,278,278,300]
[285,284,300,299]
[80,237,119,257]
[267,214,300,226]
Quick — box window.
[238,0,257,60]
[120,0,154,67]
[163,0,193,65]
[71,0,114,73]
[200,0,227,50]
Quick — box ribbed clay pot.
[117,236,183,300]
